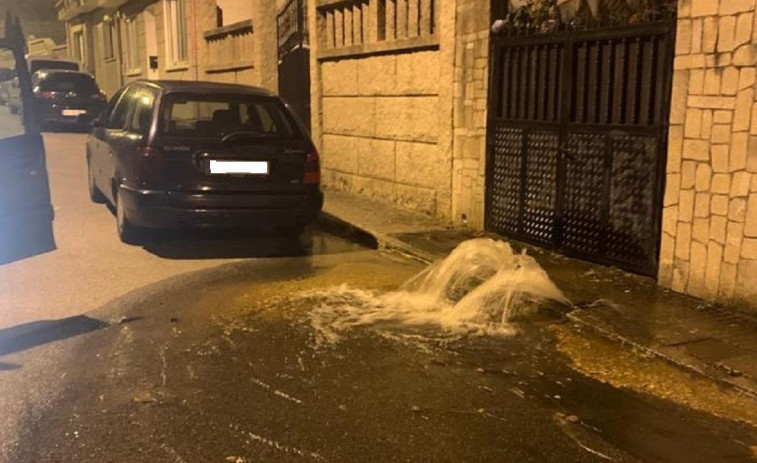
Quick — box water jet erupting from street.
[305,238,568,344]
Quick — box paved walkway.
[321,188,757,396]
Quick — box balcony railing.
[203,20,254,74]
[316,0,439,60]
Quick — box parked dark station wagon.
[32,69,106,129]
[85,80,323,243]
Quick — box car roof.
[35,69,94,78]
[28,57,79,64]
[132,80,276,97]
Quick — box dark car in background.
[86,80,323,243]
[31,69,106,130]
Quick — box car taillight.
[304,152,320,185]
[93,92,106,101]
[36,91,57,100]
[137,146,164,187]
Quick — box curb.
[566,310,757,399]
[316,211,436,264]
[315,212,379,250]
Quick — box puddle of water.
[300,238,568,345]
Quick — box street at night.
[3,0,757,461]
[0,130,756,461]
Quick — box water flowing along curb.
[316,212,435,264]
[566,309,757,399]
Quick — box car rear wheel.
[87,158,106,204]
[116,188,145,245]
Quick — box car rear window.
[30,60,79,74]
[160,93,298,139]
[38,73,98,94]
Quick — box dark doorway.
[485,20,676,277]
[277,0,311,132]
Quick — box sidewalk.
[319,189,757,397]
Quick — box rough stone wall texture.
[318,52,449,217]
[451,0,490,228]
[660,0,757,308]
[252,1,279,93]
[310,0,488,221]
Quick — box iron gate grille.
[277,0,311,131]
[485,23,675,276]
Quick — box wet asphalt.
[0,123,755,462]
[2,247,756,463]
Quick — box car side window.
[96,88,124,125]
[107,88,136,130]
[128,90,155,135]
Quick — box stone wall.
[451,0,490,228]
[318,51,451,217]
[310,0,456,219]
[310,0,489,221]
[659,0,757,308]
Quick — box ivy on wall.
[492,0,677,34]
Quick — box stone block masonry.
[451,0,491,229]
[309,0,465,221]
[318,51,449,217]
[660,0,757,309]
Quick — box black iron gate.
[485,22,676,277]
[277,0,311,132]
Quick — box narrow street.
[0,125,362,330]
[1,132,757,462]
[3,0,757,458]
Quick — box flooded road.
[2,246,756,462]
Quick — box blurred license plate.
[209,160,268,175]
[62,109,86,116]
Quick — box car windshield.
[160,93,297,139]
[38,73,98,94]
[30,59,79,73]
